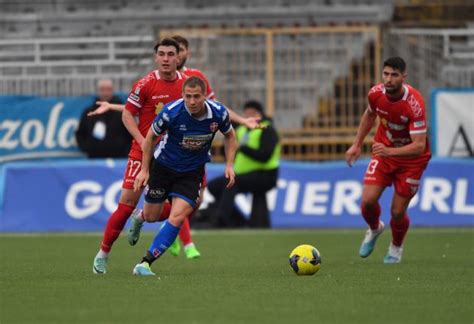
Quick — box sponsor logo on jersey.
[129,93,140,102]
[152,95,169,99]
[387,122,405,131]
[407,94,423,117]
[179,124,187,131]
[155,102,164,114]
[413,120,425,128]
[181,134,213,151]
[210,122,219,132]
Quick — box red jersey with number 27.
[124,70,186,160]
[368,83,431,164]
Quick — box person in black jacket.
[205,100,281,228]
[75,79,131,158]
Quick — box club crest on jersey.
[210,122,219,132]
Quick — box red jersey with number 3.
[124,70,187,160]
[181,66,216,100]
[368,83,431,164]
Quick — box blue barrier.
[0,158,472,232]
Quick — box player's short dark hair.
[171,35,189,49]
[383,57,406,73]
[183,76,207,94]
[153,38,180,54]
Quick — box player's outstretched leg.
[359,221,385,258]
[384,213,410,264]
[133,220,181,276]
[93,203,135,274]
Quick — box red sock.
[361,202,381,230]
[390,214,410,247]
[101,203,135,252]
[179,217,193,246]
[158,202,172,221]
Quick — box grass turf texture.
[0,228,472,324]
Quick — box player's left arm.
[222,128,237,188]
[372,133,426,157]
[226,106,262,129]
[218,107,237,188]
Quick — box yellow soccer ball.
[289,244,321,275]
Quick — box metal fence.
[384,28,474,102]
[1,27,381,160]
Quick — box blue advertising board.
[0,95,126,163]
[0,158,472,232]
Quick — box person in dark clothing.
[75,79,131,158]
[206,100,281,228]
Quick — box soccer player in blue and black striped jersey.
[132,76,237,275]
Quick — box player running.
[345,57,431,264]
[132,76,237,276]
[92,38,258,274]
[92,38,189,274]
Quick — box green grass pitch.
[0,228,472,324]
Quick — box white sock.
[132,209,145,223]
[184,243,195,250]
[96,249,109,259]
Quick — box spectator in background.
[206,100,281,228]
[75,79,131,158]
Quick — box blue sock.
[144,220,180,264]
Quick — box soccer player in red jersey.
[172,35,216,100]
[345,57,431,264]
[92,38,189,274]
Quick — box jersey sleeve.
[124,80,150,114]
[151,106,171,136]
[219,107,233,134]
[407,93,428,135]
[367,84,384,112]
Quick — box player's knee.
[169,213,187,226]
[390,207,405,220]
[360,199,378,212]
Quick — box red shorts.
[363,156,429,198]
[122,158,208,190]
[122,158,143,189]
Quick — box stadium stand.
[1,0,472,160]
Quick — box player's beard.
[177,57,187,70]
[384,83,402,95]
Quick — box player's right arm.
[133,128,156,192]
[345,105,377,167]
[122,109,145,150]
[134,108,170,191]
[87,102,125,116]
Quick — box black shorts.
[145,160,205,208]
